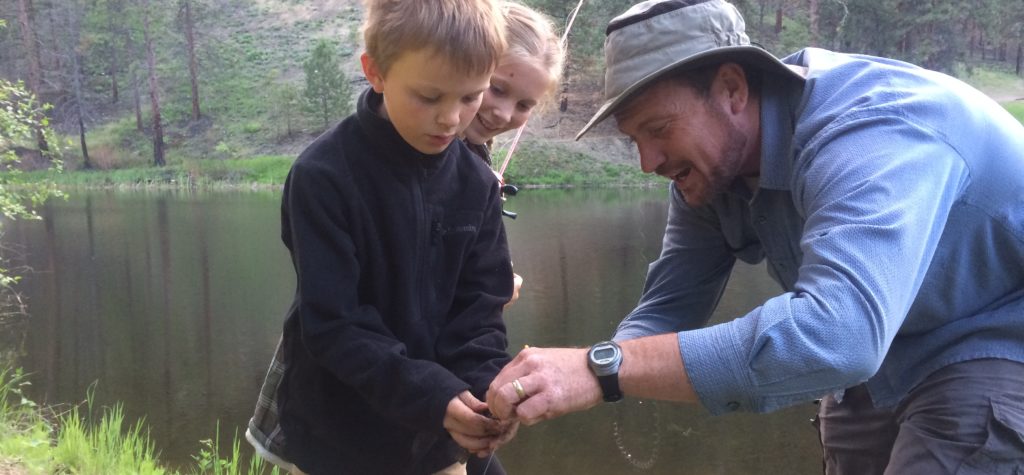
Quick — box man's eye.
[489,85,506,96]
[649,123,669,137]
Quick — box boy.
[249,1,514,473]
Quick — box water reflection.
[5,188,820,474]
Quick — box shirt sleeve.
[615,183,736,341]
[681,113,969,415]
[435,182,513,399]
[284,160,470,432]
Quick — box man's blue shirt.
[614,48,1024,415]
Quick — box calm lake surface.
[4,188,820,474]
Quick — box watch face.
[588,341,622,374]
[593,347,617,361]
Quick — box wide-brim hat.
[576,0,804,140]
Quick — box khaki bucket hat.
[576,0,804,139]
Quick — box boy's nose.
[437,106,460,129]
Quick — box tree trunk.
[79,115,91,169]
[774,4,783,36]
[974,29,983,60]
[809,0,820,47]
[1016,41,1022,76]
[107,0,122,104]
[758,0,767,36]
[123,25,144,131]
[142,0,165,167]
[16,0,50,155]
[132,70,144,131]
[969,20,976,59]
[183,0,201,120]
[66,4,91,169]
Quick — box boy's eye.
[419,94,440,104]
[462,92,483,104]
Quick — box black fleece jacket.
[277,88,513,475]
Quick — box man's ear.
[361,53,385,93]
[714,63,749,115]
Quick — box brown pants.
[815,359,1024,474]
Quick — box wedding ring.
[512,379,527,401]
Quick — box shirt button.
[726,401,740,411]
[756,215,767,224]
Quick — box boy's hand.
[443,391,505,456]
[503,273,524,310]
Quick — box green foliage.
[1,365,280,474]
[189,422,273,475]
[53,391,166,475]
[0,367,53,472]
[1005,101,1024,123]
[502,141,660,187]
[303,39,353,130]
[0,80,65,220]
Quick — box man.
[485,0,1024,473]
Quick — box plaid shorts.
[247,336,289,463]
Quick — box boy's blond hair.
[362,0,506,77]
[502,1,566,105]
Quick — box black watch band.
[596,373,623,402]
[587,340,624,403]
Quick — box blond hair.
[362,0,506,77]
[501,1,566,105]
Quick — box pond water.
[4,187,820,474]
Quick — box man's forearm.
[619,333,699,403]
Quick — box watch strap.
[597,373,623,402]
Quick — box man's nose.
[637,143,664,174]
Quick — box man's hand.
[485,347,602,426]
[443,391,516,457]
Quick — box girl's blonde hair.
[362,0,506,77]
[501,1,567,106]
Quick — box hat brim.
[575,46,803,140]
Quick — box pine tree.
[303,39,352,130]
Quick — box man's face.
[615,78,751,207]
[362,49,492,155]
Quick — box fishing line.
[612,399,662,470]
[494,0,586,179]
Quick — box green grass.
[962,66,1024,99]
[500,141,660,188]
[16,155,294,189]
[1004,101,1024,123]
[0,366,279,474]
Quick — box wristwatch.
[587,340,623,402]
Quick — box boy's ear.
[361,53,385,93]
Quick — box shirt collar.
[757,75,805,191]
[356,87,449,172]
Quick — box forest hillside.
[2,0,1023,174]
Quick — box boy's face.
[362,49,492,155]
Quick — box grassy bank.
[21,98,1024,191]
[1005,101,1024,123]
[0,366,275,475]
[26,141,662,189]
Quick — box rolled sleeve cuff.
[679,323,756,415]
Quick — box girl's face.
[463,57,551,145]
